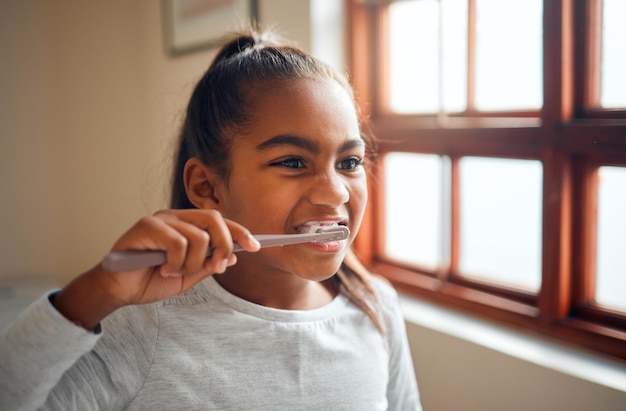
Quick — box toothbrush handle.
[102,250,170,272]
[102,243,248,272]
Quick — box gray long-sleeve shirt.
[1,276,421,410]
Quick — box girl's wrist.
[51,265,122,331]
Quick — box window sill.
[399,293,626,393]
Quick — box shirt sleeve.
[41,301,159,410]
[374,278,423,411]
[0,291,101,411]
[0,291,159,411]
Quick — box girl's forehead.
[240,79,361,146]
[248,77,353,108]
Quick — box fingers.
[224,220,262,253]
[158,210,255,275]
[156,216,212,276]
[154,209,232,276]
[200,222,261,273]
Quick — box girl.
[0,29,421,410]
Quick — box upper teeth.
[297,221,339,233]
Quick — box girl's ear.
[183,158,224,210]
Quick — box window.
[349,0,626,361]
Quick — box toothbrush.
[101,226,350,272]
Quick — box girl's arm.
[0,209,259,410]
[51,209,260,330]
[0,291,160,411]
[375,278,423,410]
[0,291,102,411]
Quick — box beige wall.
[0,0,311,285]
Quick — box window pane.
[441,0,468,112]
[474,0,543,111]
[459,157,543,291]
[595,166,626,310]
[600,0,626,108]
[388,0,467,113]
[384,153,447,269]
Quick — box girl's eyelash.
[338,156,365,171]
[269,156,365,170]
[270,157,305,169]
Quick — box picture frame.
[162,0,258,55]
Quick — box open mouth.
[295,221,345,234]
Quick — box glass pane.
[388,0,467,113]
[384,153,447,270]
[595,166,626,310]
[600,0,626,108]
[459,157,543,291]
[441,0,468,112]
[474,0,543,111]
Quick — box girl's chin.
[294,260,346,282]
[240,246,347,280]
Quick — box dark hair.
[170,28,383,332]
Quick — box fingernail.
[217,259,228,273]
[249,234,261,248]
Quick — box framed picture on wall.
[162,0,258,55]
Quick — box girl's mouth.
[294,221,349,253]
[295,221,345,234]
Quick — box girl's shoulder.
[367,275,408,341]
[370,274,401,308]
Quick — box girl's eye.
[271,157,305,169]
[337,157,365,171]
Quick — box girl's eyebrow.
[340,139,366,153]
[256,135,318,153]
[255,135,365,154]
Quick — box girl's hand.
[51,209,260,329]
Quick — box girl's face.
[213,78,367,282]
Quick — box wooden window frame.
[348,0,626,361]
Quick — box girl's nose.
[308,171,350,207]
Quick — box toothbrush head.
[313,225,350,242]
